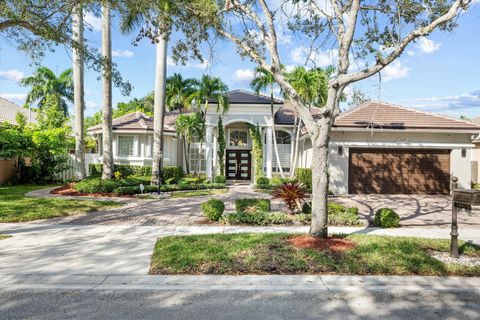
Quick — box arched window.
[229,129,248,147]
[275,130,291,144]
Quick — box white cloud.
[381,61,410,81]
[410,90,480,110]
[167,57,209,69]
[290,46,337,67]
[416,37,441,54]
[233,69,255,83]
[84,12,102,32]
[112,50,134,58]
[406,50,415,56]
[0,69,24,82]
[0,93,27,103]
[85,101,98,110]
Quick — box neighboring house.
[0,97,37,184]
[87,91,480,195]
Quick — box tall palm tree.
[191,74,229,173]
[72,2,86,180]
[101,1,113,180]
[166,73,197,112]
[250,67,285,178]
[20,66,73,115]
[175,113,203,174]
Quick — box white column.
[205,125,214,180]
[265,126,273,178]
[212,129,217,175]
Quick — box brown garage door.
[349,148,450,194]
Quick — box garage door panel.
[349,148,450,194]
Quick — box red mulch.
[288,235,356,252]
[50,185,133,198]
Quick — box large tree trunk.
[72,3,86,180]
[101,2,113,180]
[270,86,284,178]
[151,35,167,186]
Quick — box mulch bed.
[50,185,133,198]
[288,235,356,252]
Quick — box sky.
[0,3,479,120]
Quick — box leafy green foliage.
[166,73,197,112]
[375,208,401,228]
[302,202,362,226]
[217,117,225,175]
[256,176,269,186]
[214,175,226,183]
[89,164,183,181]
[114,182,227,195]
[295,168,312,189]
[235,198,271,213]
[224,211,291,226]
[248,124,263,182]
[273,182,308,214]
[150,233,480,276]
[285,66,330,107]
[201,199,225,221]
[74,177,145,194]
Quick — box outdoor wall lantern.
[450,176,480,258]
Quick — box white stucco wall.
[451,148,471,189]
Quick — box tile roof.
[0,97,37,125]
[208,89,283,105]
[334,101,480,131]
[87,111,178,133]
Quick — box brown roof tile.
[334,101,480,131]
[0,97,37,125]
[87,111,178,133]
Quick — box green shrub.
[295,168,312,189]
[214,175,226,183]
[88,164,183,181]
[256,176,269,186]
[301,202,362,226]
[224,211,292,225]
[374,208,400,228]
[165,177,178,185]
[235,198,271,213]
[163,166,184,181]
[201,199,225,221]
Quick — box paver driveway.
[333,194,480,228]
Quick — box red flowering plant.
[273,182,308,214]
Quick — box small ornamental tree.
[249,124,263,183]
[188,0,473,237]
[217,117,226,176]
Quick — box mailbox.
[453,189,480,208]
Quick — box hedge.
[74,177,144,194]
[201,199,225,221]
[114,183,227,195]
[235,198,271,213]
[301,202,362,226]
[89,164,183,181]
[224,211,289,225]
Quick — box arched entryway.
[225,122,252,180]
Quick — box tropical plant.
[175,113,204,174]
[273,182,308,214]
[101,1,113,180]
[72,2,86,180]
[35,94,69,129]
[285,66,330,108]
[166,73,197,112]
[217,117,225,175]
[20,66,73,115]
[192,74,229,119]
[248,124,263,183]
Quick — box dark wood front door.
[226,150,252,180]
[349,148,450,194]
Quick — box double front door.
[226,150,251,180]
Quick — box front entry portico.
[226,149,252,180]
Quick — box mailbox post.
[450,177,480,258]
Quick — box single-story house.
[87,90,480,195]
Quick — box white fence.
[56,153,99,181]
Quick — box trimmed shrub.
[163,166,184,181]
[301,202,362,226]
[295,168,312,189]
[74,178,140,194]
[235,198,271,213]
[374,208,400,228]
[201,199,225,221]
[88,164,183,180]
[214,175,227,183]
[256,176,269,186]
[224,211,292,225]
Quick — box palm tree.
[72,2,86,180]
[20,66,73,115]
[101,1,113,180]
[250,67,285,178]
[191,74,229,172]
[166,73,197,112]
[175,113,203,174]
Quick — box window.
[275,130,291,144]
[188,135,206,172]
[118,136,135,156]
[229,129,248,147]
[265,130,292,173]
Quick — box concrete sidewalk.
[1,223,480,276]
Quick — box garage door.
[349,148,450,194]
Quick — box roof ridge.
[336,101,372,120]
[228,89,284,103]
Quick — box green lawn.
[0,185,122,223]
[150,233,480,276]
[170,189,228,198]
